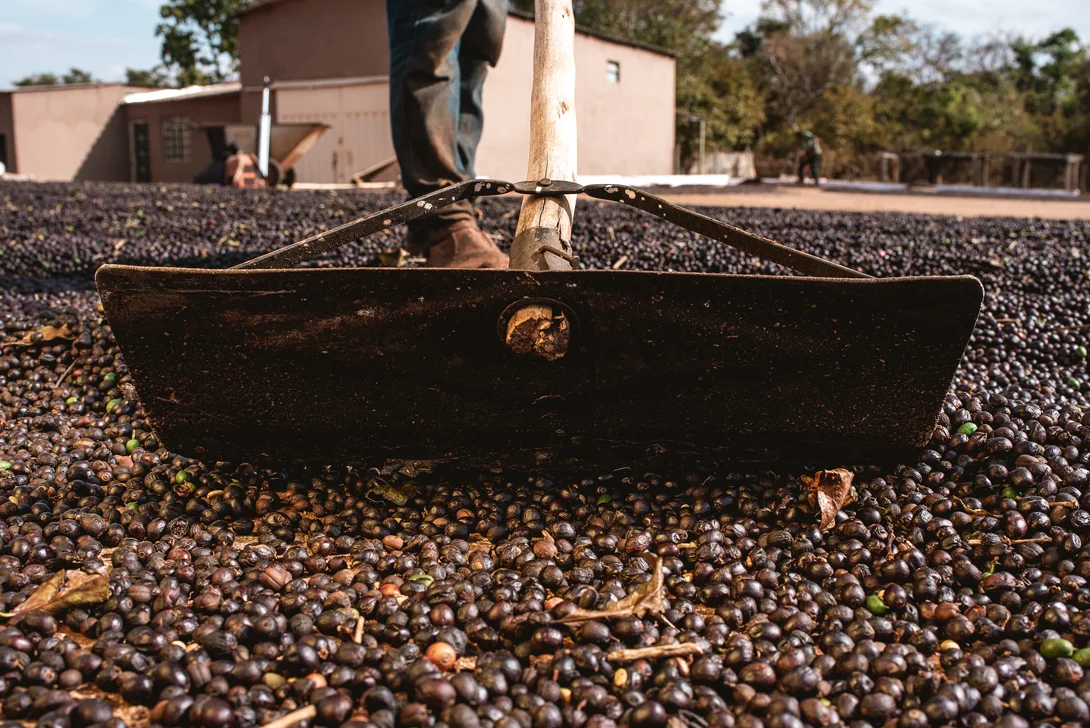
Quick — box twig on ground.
[259,705,316,728]
[52,358,79,391]
[967,536,1052,546]
[607,643,704,662]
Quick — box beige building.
[122,85,242,184]
[0,1,676,184]
[239,1,676,183]
[0,84,134,181]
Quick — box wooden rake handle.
[510,0,578,272]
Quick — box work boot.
[426,220,509,269]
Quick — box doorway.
[129,121,151,182]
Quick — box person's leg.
[386,0,477,252]
[798,156,806,184]
[811,155,821,184]
[457,0,506,178]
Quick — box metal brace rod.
[233,180,513,270]
[582,184,870,280]
[233,179,870,279]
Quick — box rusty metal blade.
[96,266,983,468]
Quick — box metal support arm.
[234,179,870,280]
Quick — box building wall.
[276,80,394,183]
[476,17,675,179]
[260,15,675,183]
[0,93,14,173]
[125,93,241,183]
[8,85,131,181]
[238,0,388,87]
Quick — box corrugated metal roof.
[122,82,242,105]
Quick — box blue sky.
[2,0,1089,88]
[716,0,1090,44]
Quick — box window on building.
[0,133,6,168]
[606,61,620,84]
[162,117,191,162]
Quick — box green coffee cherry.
[1041,638,1075,658]
[865,594,889,615]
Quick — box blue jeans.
[387,0,507,250]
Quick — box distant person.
[386,0,509,268]
[925,150,943,185]
[794,126,822,185]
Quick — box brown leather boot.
[426,220,509,269]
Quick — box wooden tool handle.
[510,0,578,271]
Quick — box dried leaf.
[392,459,448,478]
[6,324,76,348]
[365,478,419,506]
[801,468,856,530]
[376,249,409,267]
[1,570,110,617]
[560,556,665,623]
[454,656,478,672]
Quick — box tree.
[856,14,920,76]
[13,73,60,87]
[676,39,766,167]
[761,0,873,37]
[125,67,171,88]
[156,0,251,86]
[62,68,94,84]
[511,0,722,51]
[13,68,95,87]
[1012,29,1084,111]
[743,0,876,125]
[758,25,859,122]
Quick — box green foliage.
[156,0,251,86]
[125,67,171,88]
[13,73,59,87]
[14,69,95,87]
[62,68,94,84]
[571,0,721,52]
[723,0,1090,176]
[512,0,721,50]
[676,40,765,165]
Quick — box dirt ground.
[659,184,1090,220]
